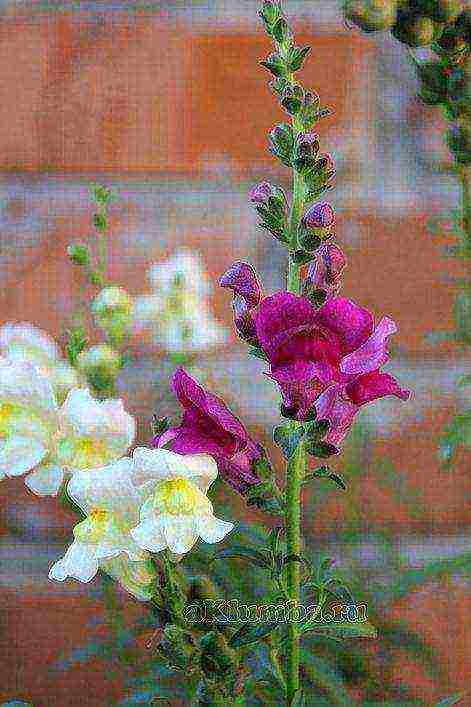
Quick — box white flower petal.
[25,464,65,496]
[131,518,167,553]
[0,436,47,477]
[0,322,61,363]
[163,515,198,555]
[60,388,135,450]
[132,447,218,492]
[67,458,139,521]
[49,541,99,583]
[0,358,58,415]
[196,514,234,544]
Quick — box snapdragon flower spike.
[153,367,262,495]
[130,447,234,556]
[219,261,263,346]
[304,243,347,298]
[49,458,148,585]
[254,292,410,439]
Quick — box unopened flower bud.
[281,84,304,115]
[420,0,463,24]
[305,243,347,297]
[259,0,282,28]
[67,243,90,267]
[76,344,122,395]
[392,13,436,47]
[294,131,320,171]
[446,123,471,164]
[417,61,449,106]
[269,123,295,166]
[344,0,399,32]
[92,286,133,345]
[302,202,336,240]
[219,261,262,308]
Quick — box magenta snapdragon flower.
[220,260,410,450]
[255,292,410,446]
[152,367,262,494]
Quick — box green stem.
[458,164,471,242]
[285,113,307,704]
[285,440,305,703]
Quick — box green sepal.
[305,440,338,458]
[287,45,311,72]
[273,423,304,459]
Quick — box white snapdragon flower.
[133,249,227,353]
[0,322,80,403]
[25,388,136,497]
[49,458,148,585]
[130,448,234,556]
[0,359,58,481]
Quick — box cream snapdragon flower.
[0,322,81,403]
[25,387,136,497]
[133,249,227,353]
[130,447,234,556]
[0,358,58,481]
[49,459,149,586]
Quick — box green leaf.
[273,423,304,459]
[435,695,466,706]
[230,621,279,648]
[301,619,377,640]
[211,544,271,569]
[288,45,311,72]
[290,688,306,706]
[305,440,338,458]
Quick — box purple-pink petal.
[172,367,249,449]
[314,384,358,449]
[307,243,346,294]
[219,261,262,308]
[340,317,397,375]
[345,371,411,406]
[302,201,335,229]
[232,295,259,345]
[314,296,374,355]
[255,292,318,354]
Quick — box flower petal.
[49,541,99,583]
[0,358,58,415]
[314,296,374,355]
[132,447,218,492]
[0,436,47,478]
[25,464,65,496]
[60,388,136,450]
[67,457,140,521]
[255,292,318,355]
[345,372,411,406]
[196,514,234,544]
[163,515,198,555]
[131,518,167,553]
[340,317,397,375]
[314,385,359,450]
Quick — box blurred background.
[0,0,469,705]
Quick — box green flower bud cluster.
[344,1,467,48]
